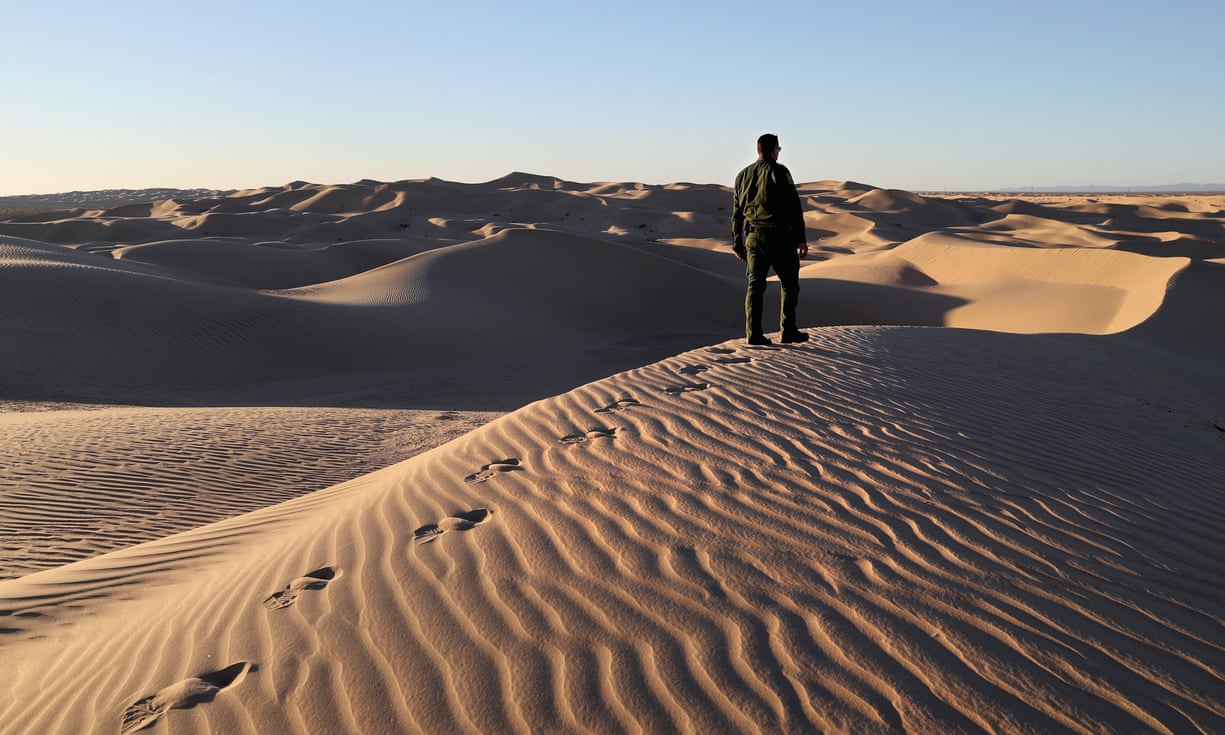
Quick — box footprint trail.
[560,427,617,444]
[262,567,336,610]
[414,508,494,545]
[463,458,521,484]
[594,398,641,414]
[120,662,252,734]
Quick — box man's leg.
[775,248,801,333]
[744,232,771,341]
[770,242,806,340]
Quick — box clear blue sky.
[3,0,1222,195]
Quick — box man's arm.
[779,164,808,258]
[731,169,747,259]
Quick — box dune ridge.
[3,177,1222,406]
[1,327,1221,734]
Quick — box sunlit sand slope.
[0,406,499,578]
[2,326,1221,734]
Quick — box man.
[732,133,809,345]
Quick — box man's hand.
[797,241,809,259]
[733,241,746,260]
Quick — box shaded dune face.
[1,178,1222,405]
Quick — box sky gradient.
[3,0,1222,195]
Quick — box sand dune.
[1,328,1221,734]
[0,178,757,406]
[1,176,1222,733]
[0,406,499,578]
[803,236,1187,334]
[3,178,1221,407]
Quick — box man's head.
[757,133,781,161]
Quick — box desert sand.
[0,176,1222,734]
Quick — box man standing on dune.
[732,133,809,345]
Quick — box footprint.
[706,347,736,355]
[262,567,336,610]
[678,364,710,375]
[663,383,710,395]
[121,662,253,734]
[714,356,752,365]
[464,458,521,483]
[560,427,617,444]
[594,398,641,414]
[414,508,494,545]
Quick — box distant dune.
[0,187,235,213]
[989,183,1225,194]
[1,176,1222,734]
[2,176,1222,406]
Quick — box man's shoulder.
[769,160,797,185]
[767,159,793,175]
[736,158,769,180]
[734,161,758,190]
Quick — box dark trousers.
[745,228,801,338]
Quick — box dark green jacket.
[732,158,806,245]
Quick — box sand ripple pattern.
[0,327,1221,733]
[0,406,498,579]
